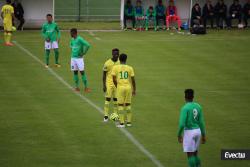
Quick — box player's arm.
[198,108,206,144]
[1,7,4,19]
[175,6,178,16]
[81,39,90,56]
[55,24,61,41]
[11,6,15,20]
[177,108,187,143]
[103,71,107,92]
[113,76,117,87]
[41,25,49,42]
[131,77,136,96]
[131,68,136,96]
[102,65,108,92]
[166,7,169,16]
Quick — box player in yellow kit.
[1,0,15,46]
[112,53,136,128]
[102,48,120,122]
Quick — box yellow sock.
[6,33,12,43]
[104,100,110,117]
[4,32,7,43]
[113,101,118,114]
[118,106,125,124]
[125,106,132,123]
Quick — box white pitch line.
[88,31,96,36]
[87,31,101,40]
[13,41,165,167]
[95,37,101,40]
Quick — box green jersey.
[146,9,156,17]
[177,102,206,137]
[42,22,61,42]
[135,6,144,17]
[70,36,90,58]
[124,4,134,16]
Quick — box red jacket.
[166,6,178,16]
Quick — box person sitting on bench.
[166,0,181,31]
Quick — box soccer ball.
[12,26,16,32]
[110,113,119,121]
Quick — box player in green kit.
[70,28,91,93]
[42,14,61,68]
[178,89,206,167]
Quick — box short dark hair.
[6,0,11,4]
[185,89,194,100]
[47,14,53,17]
[149,6,153,10]
[70,28,78,34]
[119,53,127,62]
[112,48,119,52]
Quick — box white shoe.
[103,117,109,123]
[117,124,125,128]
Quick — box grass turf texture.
[0,29,250,167]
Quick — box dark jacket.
[243,3,250,16]
[12,2,24,18]
[202,3,214,17]
[229,3,242,15]
[192,5,202,20]
[215,2,227,16]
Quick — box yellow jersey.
[111,64,135,87]
[103,59,120,86]
[1,4,14,22]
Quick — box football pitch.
[0,29,250,167]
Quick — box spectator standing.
[243,0,250,27]
[12,0,25,30]
[227,0,242,28]
[203,0,215,28]
[215,0,227,29]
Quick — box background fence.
[55,0,120,21]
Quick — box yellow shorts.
[3,20,12,31]
[117,85,132,104]
[105,84,117,99]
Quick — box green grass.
[0,29,250,167]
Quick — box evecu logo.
[225,152,245,159]
[221,149,250,160]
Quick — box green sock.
[45,50,50,65]
[145,19,149,29]
[195,156,201,167]
[81,73,88,88]
[73,73,79,88]
[188,156,196,167]
[54,49,59,64]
